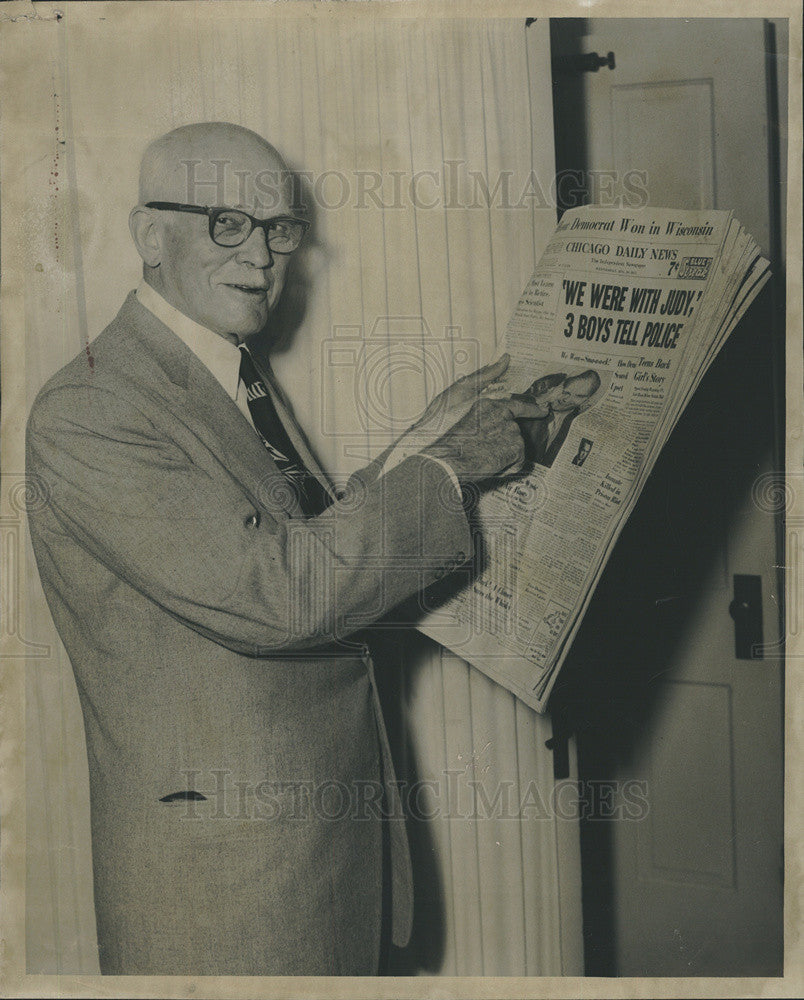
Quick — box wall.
[3,7,581,976]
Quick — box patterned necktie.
[238,346,333,517]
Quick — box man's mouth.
[226,283,270,296]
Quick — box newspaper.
[417,206,770,712]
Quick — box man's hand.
[375,354,542,484]
[408,354,513,443]
[510,391,551,420]
[421,394,547,484]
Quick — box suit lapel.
[535,416,550,458]
[121,293,304,520]
[185,360,307,518]
[544,409,576,465]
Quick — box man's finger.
[461,353,510,389]
[502,397,551,420]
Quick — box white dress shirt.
[136,281,461,498]
[137,281,253,426]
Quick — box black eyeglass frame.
[144,202,310,253]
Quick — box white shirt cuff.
[380,447,462,498]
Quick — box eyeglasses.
[145,202,309,253]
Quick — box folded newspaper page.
[417,206,770,713]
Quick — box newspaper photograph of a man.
[572,438,594,467]
[513,368,603,468]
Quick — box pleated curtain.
[14,8,581,975]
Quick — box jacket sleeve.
[26,383,473,656]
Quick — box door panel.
[612,81,716,208]
[551,17,784,976]
[639,681,736,887]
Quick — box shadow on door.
[549,16,785,976]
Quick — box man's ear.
[129,206,163,267]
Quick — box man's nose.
[236,226,274,268]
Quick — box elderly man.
[517,370,601,468]
[26,123,540,976]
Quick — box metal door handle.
[728,574,764,659]
[552,51,616,76]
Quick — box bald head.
[138,122,291,210]
[130,123,299,341]
[551,370,601,412]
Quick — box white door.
[553,17,785,976]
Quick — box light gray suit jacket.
[26,292,472,975]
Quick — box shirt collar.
[136,280,242,402]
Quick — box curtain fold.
[19,9,579,975]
